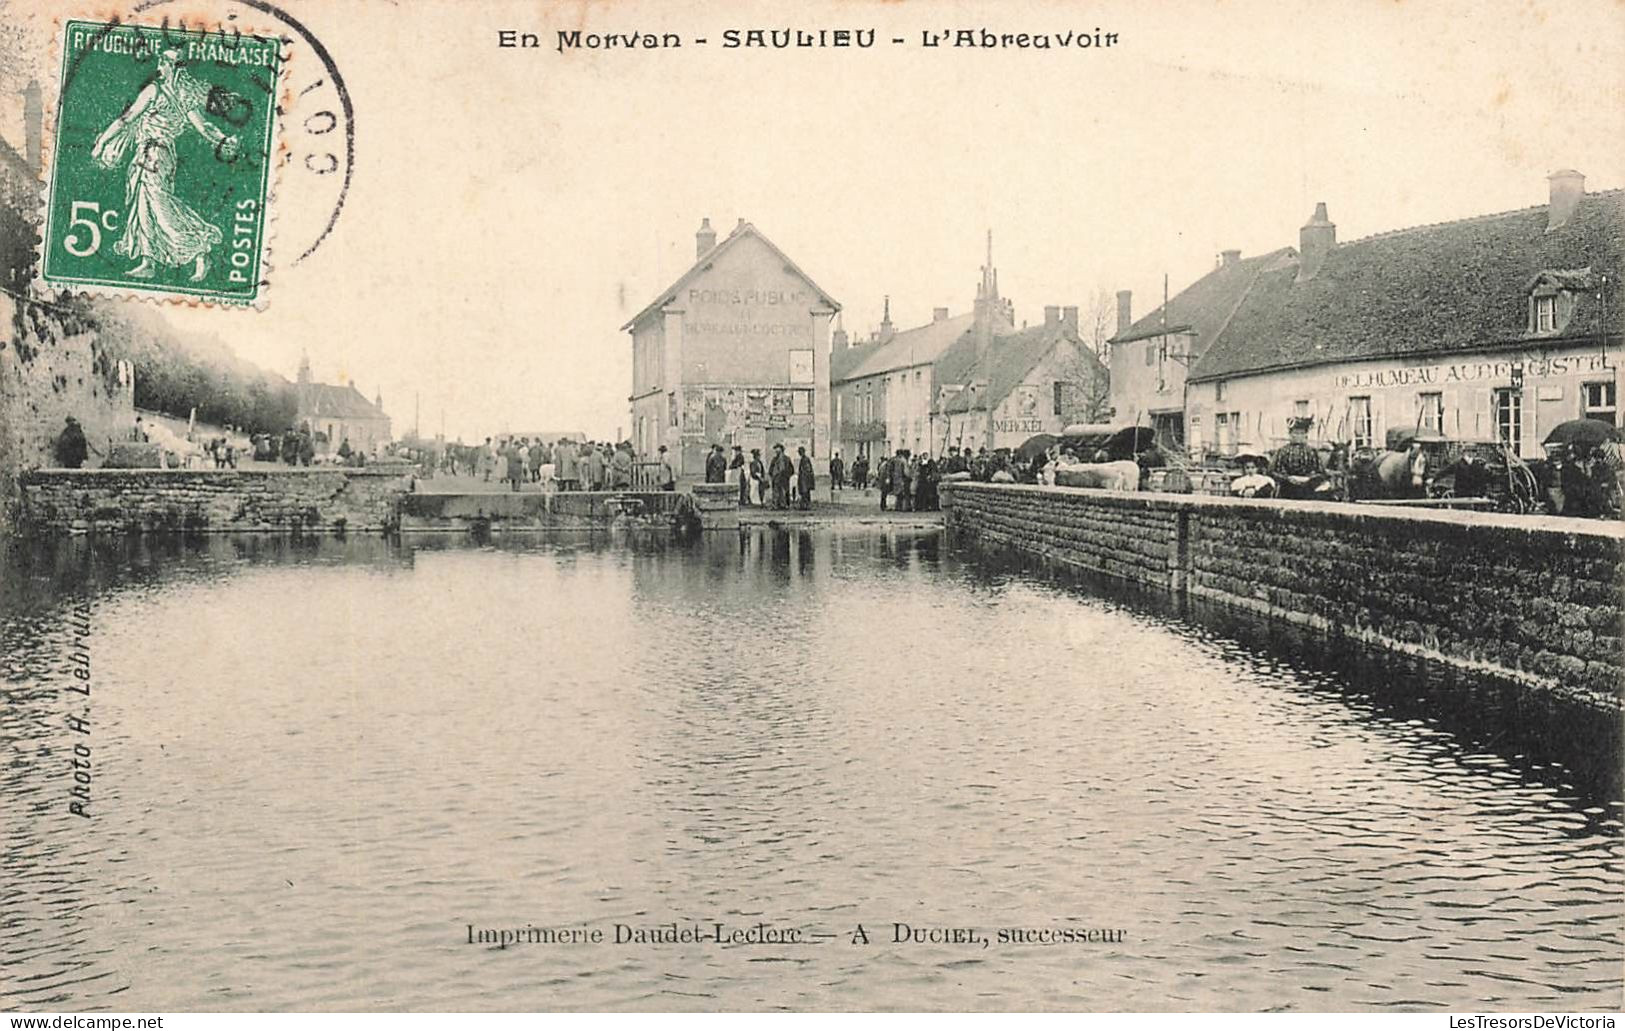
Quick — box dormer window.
[1526,267,1592,336]
[1534,294,1556,333]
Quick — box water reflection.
[0,529,1618,1011]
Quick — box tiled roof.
[831,336,882,382]
[1111,247,1297,347]
[939,324,1100,413]
[621,222,840,332]
[300,383,388,421]
[834,312,976,383]
[1189,190,1625,382]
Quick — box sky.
[5,0,1623,442]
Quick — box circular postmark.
[124,0,355,265]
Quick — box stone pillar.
[811,307,835,500]
[661,308,685,473]
[690,482,739,531]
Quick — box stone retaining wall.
[18,467,409,535]
[942,481,1625,713]
[400,490,683,532]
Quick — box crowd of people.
[824,446,1021,512]
[705,442,816,509]
[440,437,660,492]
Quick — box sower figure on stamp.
[91,49,240,282]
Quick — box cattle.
[142,422,207,469]
[1053,460,1141,492]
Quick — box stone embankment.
[941,482,1624,714]
[400,489,685,532]
[18,467,410,535]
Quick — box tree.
[1085,287,1114,364]
[1053,337,1113,425]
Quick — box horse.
[1373,447,1428,497]
[1054,460,1141,492]
[1346,446,1426,500]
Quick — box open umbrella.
[1543,418,1619,448]
[1015,433,1058,460]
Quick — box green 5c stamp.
[40,20,284,305]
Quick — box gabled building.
[1108,247,1296,449]
[623,219,840,476]
[934,308,1106,453]
[295,353,392,455]
[1186,171,1623,457]
[830,232,1105,457]
[829,301,978,460]
[830,232,1017,457]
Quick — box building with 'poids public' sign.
[623,219,841,478]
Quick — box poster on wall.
[771,390,793,415]
[791,390,811,415]
[719,388,746,433]
[681,390,706,435]
[789,349,814,384]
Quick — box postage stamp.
[38,18,285,306]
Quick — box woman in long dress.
[90,49,239,282]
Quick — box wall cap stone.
[941,480,1625,542]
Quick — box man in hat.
[705,443,727,484]
[54,416,90,469]
[768,443,794,508]
[893,448,914,512]
[748,448,766,505]
[656,445,675,491]
[730,444,749,505]
[796,446,815,510]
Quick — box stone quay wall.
[400,490,685,532]
[17,467,410,536]
[941,482,1625,713]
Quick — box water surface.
[2,531,1619,1011]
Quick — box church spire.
[980,229,996,300]
[973,227,1006,362]
[296,350,311,386]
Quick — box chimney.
[1547,169,1585,231]
[1044,305,1060,327]
[1296,202,1336,283]
[23,80,41,172]
[695,217,716,258]
[1115,290,1132,334]
[1221,248,1241,268]
[1061,305,1079,332]
[933,306,949,322]
[832,314,849,353]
